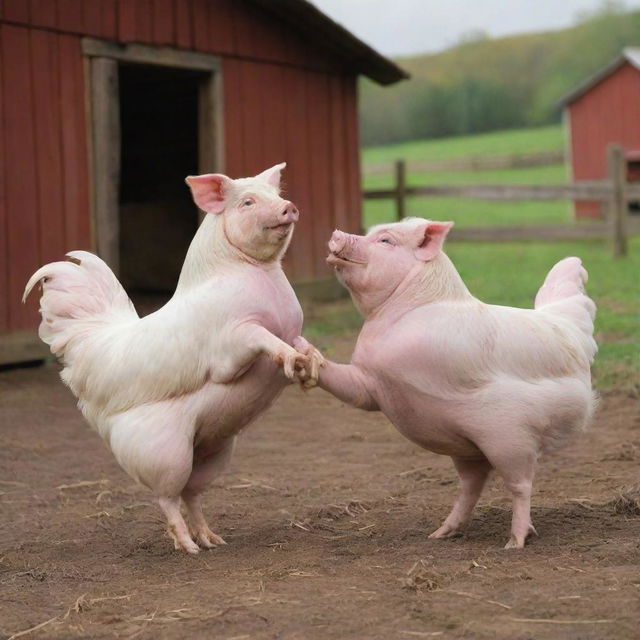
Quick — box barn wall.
[223,61,360,282]
[0,24,91,333]
[0,0,362,337]
[568,62,640,219]
[0,0,347,73]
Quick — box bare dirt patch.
[1,347,639,639]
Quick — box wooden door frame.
[82,38,224,274]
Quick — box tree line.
[360,2,640,146]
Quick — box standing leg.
[429,457,492,539]
[480,441,538,549]
[181,437,236,549]
[503,471,538,549]
[158,496,200,554]
[108,408,199,554]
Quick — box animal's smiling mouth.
[265,222,293,231]
[326,251,366,266]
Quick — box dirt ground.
[1,337,639,640]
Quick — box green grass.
[362,125,564,165]
[305,126,638,390]
[362,125,569,229]
[365,197,572,229]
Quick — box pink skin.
[296,218,597,549]
[24,163,312,554]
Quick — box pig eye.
[241,198,255,207]
[379,237,394,245]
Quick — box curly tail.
[534,257,597,363]
[23,251,138,358]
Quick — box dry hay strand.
[402,560,442,592]
[6,593,132,640]
[64,593,132,618]
[607,485,640,515]
[317,500,371,521]
[7,616,59,640]
[603,442,639,461]
[56,479,109,491]
[440,589,511,610]
[509,617,613,625]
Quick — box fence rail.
[362,145,637,256]
[363,150,565,175]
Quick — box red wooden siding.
[2,24,41,329]
[1,0,342,73]
[0,22,7,332]
[222,57,360,281]
[0,0,363,339]
[0,23,91,333]
[282,65,316,281]
[568,62,640,218]
[30,28,66,267]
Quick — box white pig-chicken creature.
[296,218,597,548]
[24,163,316,554]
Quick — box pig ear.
[414,221,454,261]
[255,162,286,189]
[185,173,232,214]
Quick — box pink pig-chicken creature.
[296,218,597,548]
[24,163,316,554]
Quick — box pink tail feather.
[535,257,597,362]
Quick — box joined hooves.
[292,336,326,388]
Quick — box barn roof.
[249,0,409,85]
[559,47,640,107]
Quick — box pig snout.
[328,230,348,255]
[280,201,299,225]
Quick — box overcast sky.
[310,0,640,57]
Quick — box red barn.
[561,47,640,219]
[0,0,406,364]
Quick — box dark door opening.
[118,64,202,297]
[627,156,640,214]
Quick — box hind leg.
[109,409,200,553]
[151,439,200,554]
[181,437,236,549]
[480,439,538,549]
[158,496,200,554]
[429,457,492,539]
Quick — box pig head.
[327,218,455,315]
[186,163,299,263]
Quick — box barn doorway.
[118,64,200,296]
[84,40,222,310]
[627,152,640,214]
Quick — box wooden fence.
[363,145,640,256]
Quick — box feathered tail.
[534,256,597,364]
[23,251,138,360]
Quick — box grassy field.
[362,125,569,229]
[306,125,638,391]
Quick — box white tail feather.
[23,251,137,357]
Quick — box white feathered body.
[24,231,302,488]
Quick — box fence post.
[607,144,627,257]
[394,159,406,221]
